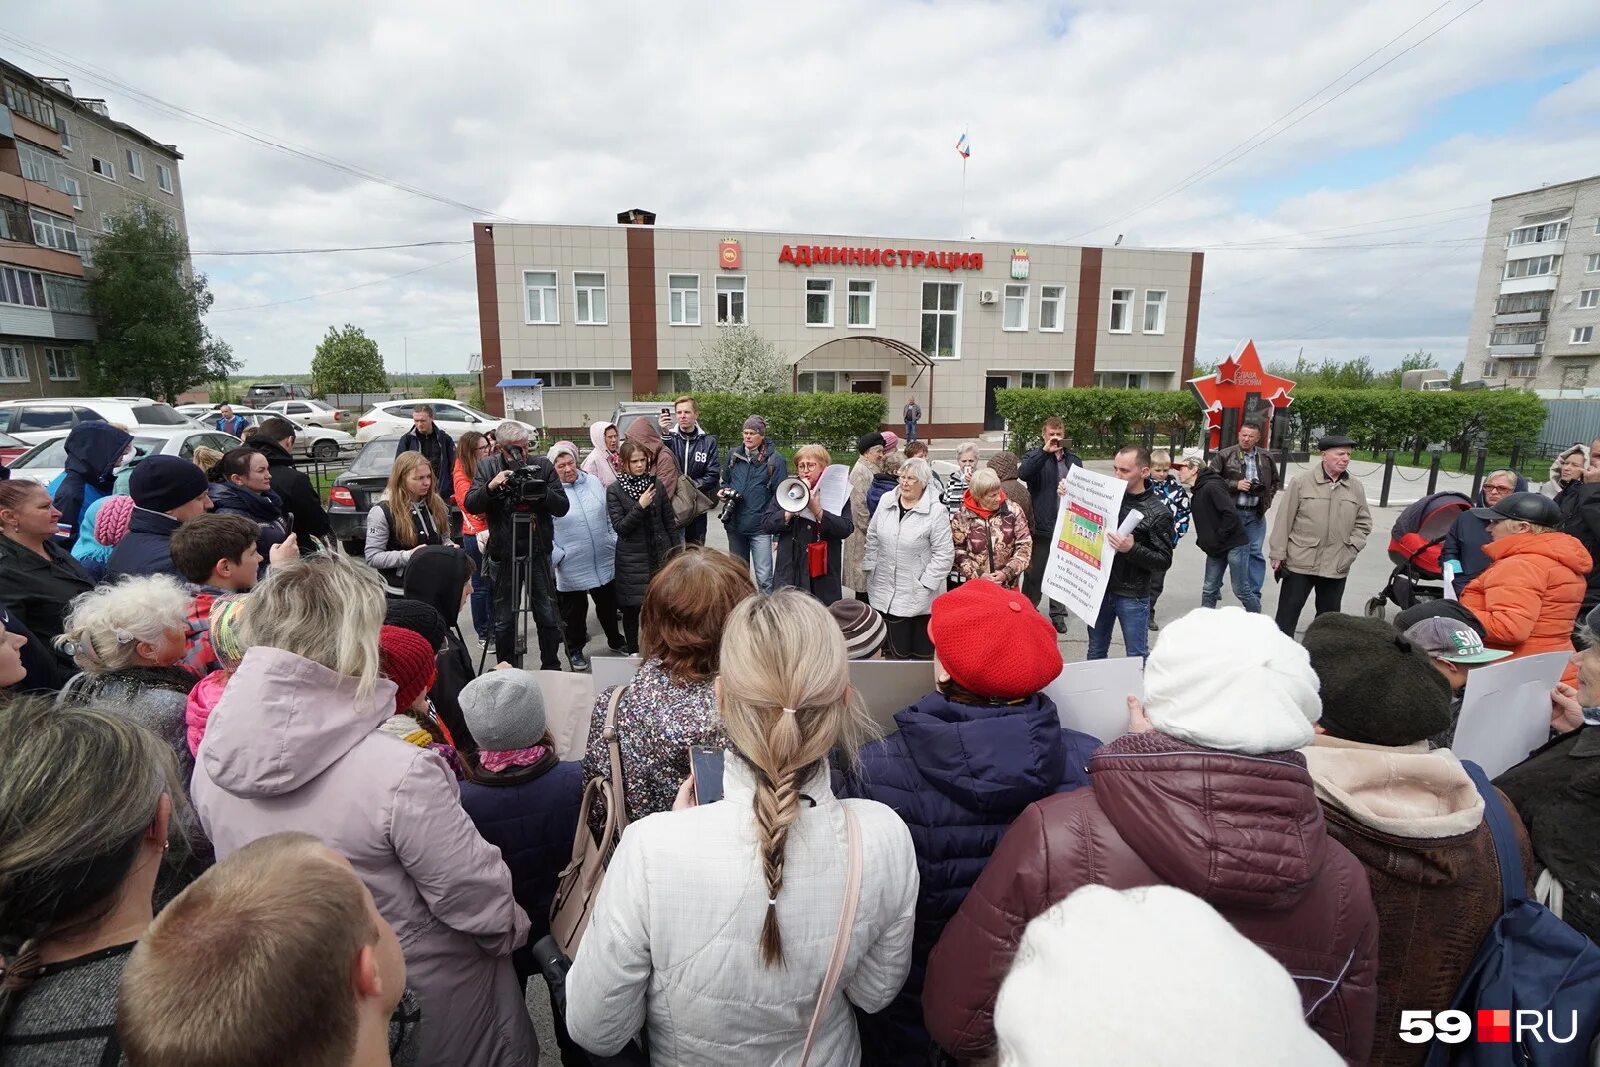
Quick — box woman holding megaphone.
[763,444,853,606]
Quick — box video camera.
[492,462,548,505]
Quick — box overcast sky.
[7,0,1600,377]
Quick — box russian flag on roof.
[955,132,971,159]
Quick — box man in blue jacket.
[719,415,786,595]
[838,579,1096,1066]
[659,396,719,546]
[1017,416,1082,633]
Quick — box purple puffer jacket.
[192,646,538,1067]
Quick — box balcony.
[1487,342,1543,357]
[1501,274,1559,295]
[1495,309,1548,325]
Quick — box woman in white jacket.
[861,457,957,660]
[565,589,919,1066]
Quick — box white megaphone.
[776,476,811,514]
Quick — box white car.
[8,426,243,488]
[354,398,512,442]
[191,406,357,461]
[0,397,196,445]
[263,398,351,430]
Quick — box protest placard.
[1041,464,1128,626]
[1452,650,1568,778]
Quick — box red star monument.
[1186,339,1296,450]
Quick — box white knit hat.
[995,884,1342,1067]
[1143,606,1321,754]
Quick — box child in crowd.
[170,514,269,676]
[1147,448,1191,630]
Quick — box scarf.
[619,473,654,500]
[478,744,551,773]
[963,489,1006,521]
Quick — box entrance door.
[983,376,1008,431]
[851,378,883,394]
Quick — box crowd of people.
[3,403,1600,1067]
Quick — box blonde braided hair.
[717,589,873,966]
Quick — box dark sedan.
[327,435,401,554]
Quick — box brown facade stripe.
[625,228,659,397]
[1073,247,1102,386]
[1181,251,1204,382]
[472,224,505,416]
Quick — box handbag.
[670,473,714,529]
[798,804,863,1067]
[549,683,631,958]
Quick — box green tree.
[1376,350,1438,389]
[429,374,456,399]
[690,325,788,395]
[311,325,386,395]
[1451,360,1465,387]
[85,204,237,400]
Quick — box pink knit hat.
[93,495,135,547]
[881,430,900,453]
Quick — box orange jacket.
[1461,530,1590,684]
[452,462,486,536]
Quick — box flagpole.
[960,125,968,236]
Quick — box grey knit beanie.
[459,668,547,751]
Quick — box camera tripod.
[476,511,561,674]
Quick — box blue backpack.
[1423,763,1600,1065]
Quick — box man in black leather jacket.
[1087,444,1174,661]
[462,421,569,669]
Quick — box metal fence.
[1539,399,1600,454]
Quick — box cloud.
[8,0,1600,376]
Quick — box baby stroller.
[1363,490,1473,620]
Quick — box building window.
[1588,254,1600,273]
[1489,327,1545,346]
[125,149,144,181]
[1039,286,1064,331]
[920,282,962,359]
[0,346,27,383]
[805,278,834,326]
[797,371,839,393]
[56,116,71,150]
[1094,371,1148,389]
[573,272,607,325]
[716,275,746,325]
[90,156,117,181]
[1002,284,1028,331]
[0,267,47,308]
[523,270,558,324]
[42,275,90,314]
[1504,255,1558,280]
[668,274,700,325]
[847,279,875,327]
[44,347,78,381]
[63,176,84,210]
[1581,289,1600,310]
[1108,288,1134,333]
[1496,291,1552,314]
[1503,359,1539,377]
[156,164,173,194]
[2,79,56,129]
[29,209,78,253]
[664,370,695,393]
[1574,327,1595,345]
[1143,290,1169,334]
[1019,371,1052,388]
[17,142,66,192]
[529,369,613,389]
[1507,221,1568,246]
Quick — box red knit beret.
[379,624,438,713]
[928,580,1063,699]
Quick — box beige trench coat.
[1268,463,1373,578]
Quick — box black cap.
[1317,434,1356,450]
[1468,490,1560,526]
[1393,598,1487,640]
[857,432,886,455]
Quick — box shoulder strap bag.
[549,683,631,958]
[670,468,715,528]
[797,803,863,1067]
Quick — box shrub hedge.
[644,392,888,456]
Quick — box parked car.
[8,427,242,488]
[264,398,350,429]
[0,398,194,444]
[244,383,312,404]
[0,430,31,466]
[175,404,214,419]
[190,406,357,461]
[327,435,401,554]
[353,398,513,442]
[610,401,673,441]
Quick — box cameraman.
[1018,416,1082,633]
[464,420,569,670]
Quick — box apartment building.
[473,212,1204,436]
[1466,174,1600,395]
[0,56,186,402]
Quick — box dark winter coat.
[1208,442,1280,516]
[837,691,1098,1065]
[606,478,675,608]
[0,533,93,680]
[463,451,570,565]
[865,472,897,518]
[720,441,786,537]
[402,545,479,752]
[1106,484,1175,599]
[924,730,1380,1064]
[663,424,720,498]
[1494,725,1600,944]
[207,481,289,576]
[1553,479,1600,619]
[105,507,184,581]
[1017,444,1083,538]
[247,436,331,546]
[399,427,458,505]
[458,753,583,984]
[762,497,852,606]
[0,603,67,693]
[51,421,132,546]
[1190,467,1247,557]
